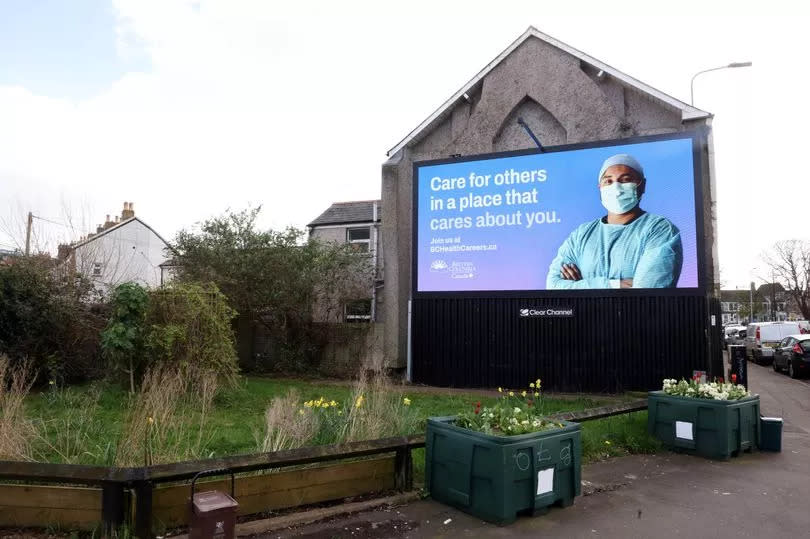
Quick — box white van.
[746,322,804,364]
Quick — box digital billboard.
[414,132,702,293]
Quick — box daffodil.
[355,395,364,408]
[534,392,539,397]
[403,397,411,406]
[498,387,503,393]
[604,440,611,445]
[147,417,154,425]
[330,400,338,407]
[521,390,527,397]
[529,382,534,389]
[299,409,305,415]
[508,391,514,397]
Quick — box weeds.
[256,371,420,451]
[115,365,219,466]
[30,384,109,464]
[0,355,36,460]
[258,389,319,452]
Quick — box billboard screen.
[414,132,702,293]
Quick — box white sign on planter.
[537,468,555,495]
[675,421,694,440]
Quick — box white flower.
[513,407,522,414]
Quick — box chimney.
[96,224,103,234]
[104,214,114,229]
[57,244,72,261]
[121,201,135,220]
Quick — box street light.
[690,62,752,105]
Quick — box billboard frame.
[411,129,709,299]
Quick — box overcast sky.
[0,0,807,289]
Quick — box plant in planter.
[648,376,760,460]
[425,379,581,525]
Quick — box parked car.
[772,334,810,378]
[745,322,804,365]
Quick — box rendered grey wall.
[382,35,714,369]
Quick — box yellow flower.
[304,401,313,408]
[147,417,154,424]
[48,380,55,385]
[521,390,527,397]
[534,392,539,397]
[355,395,364,408]
[337,410,343,415]
[330,400,338,407]
[604,440,611,445]
[498,387,503,393]
[529,382,534,389]
[535,378,542,387]
[508,391,514,397]
[299,409,305,415]
[403,397,411,406]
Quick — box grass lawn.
[22,377,659,476]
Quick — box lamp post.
[690,62,752,105]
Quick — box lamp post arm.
[690,62,752,105]
[691,66,730,105]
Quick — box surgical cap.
[599,154,644,180]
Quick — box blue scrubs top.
[546,212,683,289]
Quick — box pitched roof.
[71,217,172,251]
[387,26,711,157]
[308,200,382,227]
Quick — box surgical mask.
[600,182,639,214]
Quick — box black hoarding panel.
[411,295,713,393]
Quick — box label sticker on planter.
[675,421,694,441]
[537,467,554,495]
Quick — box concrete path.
[260,362,810,539]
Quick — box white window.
[347,227,370,253]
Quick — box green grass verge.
[23,378,658,470]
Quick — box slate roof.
[387,26,711,157]
[308,200,382,227]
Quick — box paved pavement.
[263,362,810,539]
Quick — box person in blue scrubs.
[546,154,682,289]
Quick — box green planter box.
[425,416,581,525]
[647,391,760,460]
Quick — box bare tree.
[762,240,810,320]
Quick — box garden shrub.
[100,281,239,391]
[0,257,106,383]
[101,282,149,393]
[145,282,239,388]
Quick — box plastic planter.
[425,416,581,525]
[647,391,760,460]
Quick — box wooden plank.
[152,457,394,527]
[153,457,394,506]
[548,399,648,422]
[0,485,102,529]
[0,460,131,484]
[0,484,101,509]
[146,435,422,483]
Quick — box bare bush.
[115,365,218,466]
[258,389,319,453]
[0,355,36,461]
[340,372,417,443]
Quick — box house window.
[92,262,103,277]
[347,227,370,253]
[345,299,372,322]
